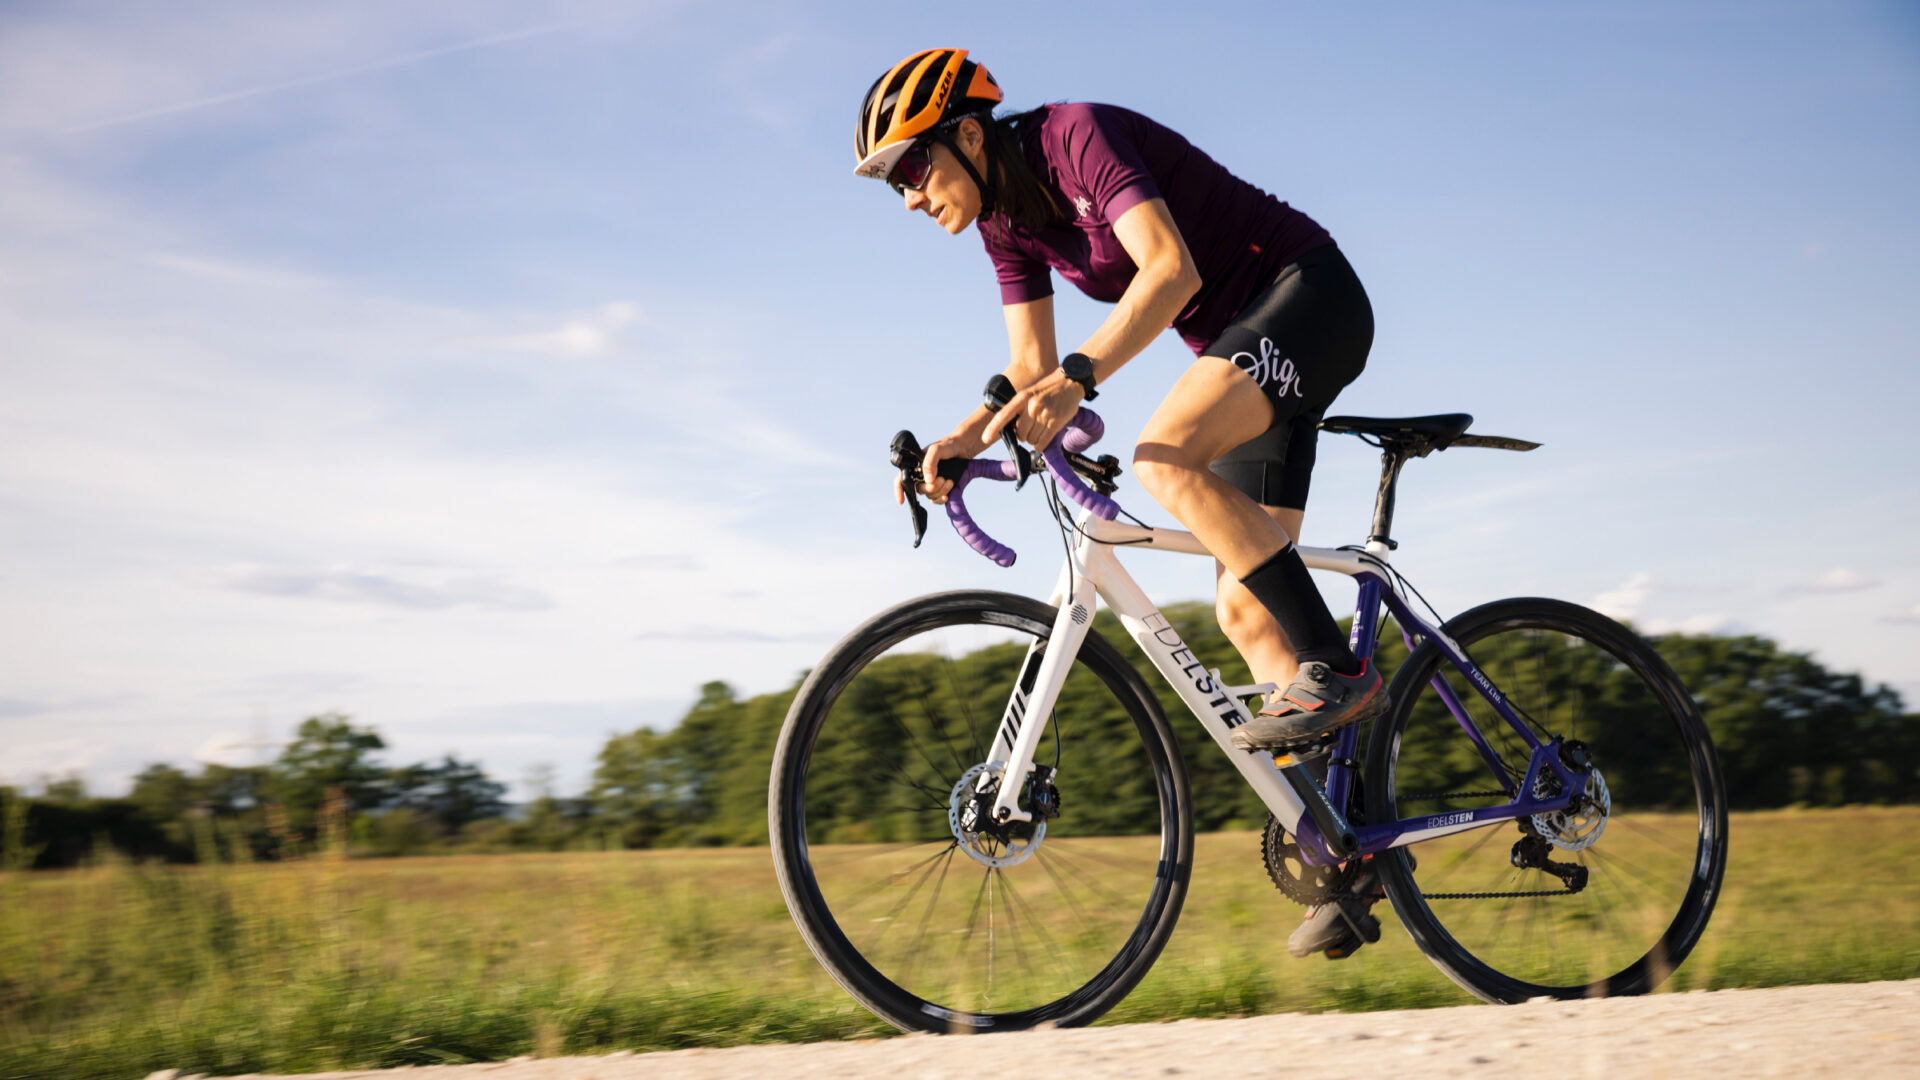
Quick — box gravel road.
[176,979,1919,1080]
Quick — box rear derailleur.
[1510,831,1589,892]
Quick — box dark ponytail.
[981,107,1064,238]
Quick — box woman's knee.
[1131,444,1208,501]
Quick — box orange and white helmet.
[853,48,1004,181]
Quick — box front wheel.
[1365,597,1728,1002]
[769,590,1193,1033]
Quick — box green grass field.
[3,808,1917,1080]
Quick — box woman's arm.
[1074,197,1201,383]
[984,198,1200,449]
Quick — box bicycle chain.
[1269,792,1584,902]
[1419,888,1579,899]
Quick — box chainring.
[1261,813,1353,906]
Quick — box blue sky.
[2,0,1916,798]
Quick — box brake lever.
[982,374,1033,489]
[890,429,931,548]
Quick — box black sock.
[1237,545,1359,676]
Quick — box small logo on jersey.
[1230,337,1303,398]
[1073,195,1093,219]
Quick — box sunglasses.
[887,139,936,195]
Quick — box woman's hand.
[981,371,1085,452]
[892,434,973,505]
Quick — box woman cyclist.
[860,49,1384,958]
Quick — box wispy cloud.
[1590,572,1743,635]
[1642,613,1745,636]
[634,624,827,645]
[1883,604,1920,626]
[1591,571,1659,620]
[1784,566,1881,596]
[616,554,702,572]
[226,567,554,612]
[473,301,643,358]
[65,23,568,134]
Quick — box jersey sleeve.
[1050,103,1162,223]
[981,222,1053,305]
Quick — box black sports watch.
[1060,352,1099,401]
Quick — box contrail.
[65,23,568,134]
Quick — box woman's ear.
[959,116,983,152]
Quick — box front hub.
[949,763,1045,868]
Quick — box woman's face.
[901,119,987,235]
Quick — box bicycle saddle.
[1320,413,1474,445]
[1320,414,1540,456]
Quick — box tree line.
[4,603,1915,867]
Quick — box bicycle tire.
[769,589,1192,1033]
[1365,597,1728,1002]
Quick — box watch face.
[1063,354,1092,380]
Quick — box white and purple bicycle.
[770,383,1728,1033]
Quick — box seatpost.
[1369,449,1407,550]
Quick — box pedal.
[1322,909,1381,960]
[1323,940,1362,960]
[1266,732,1339,767]
[1350,910,1381,944]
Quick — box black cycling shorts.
[1203,244,1374,511]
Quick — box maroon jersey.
[982,103,1333,354]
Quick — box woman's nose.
[904,188,929,212]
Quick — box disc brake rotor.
[949,762,1044,868]
[1531,768,1610,851]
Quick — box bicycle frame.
[982,510,1588,868]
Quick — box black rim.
[771,592,1191,1031]
[1369,598,1727,1001]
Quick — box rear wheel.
[769,590,1192,1032]
[1365,597,1728,1002]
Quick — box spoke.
[838,841,961,916]
[1578,855,1627,969]
[859,840,964,955]
[885,767,955,807]
[998,866,1076,988]
[875,803,948,818]
[936,642,990,766]
[878,696,959,794]
[1034,848,1096,927]
[941,867,995,1007]
[985,864,998,1007]
[1610,815,1696,859]
[1568,637,1586,743]
[992,868,1038,1001]
[905,667,971,780]
[1043,838,1159,875]
[860,747,957,807]
[1585,844,1674,894]
[1039,843,1148,911]
[1517,889,1544,971]
[1483,876,1523,942]
[810,835,956,869]
[901,847,960,989]
[1417,827,1503,891]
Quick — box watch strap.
[1062,352,1099,400]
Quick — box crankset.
[1261,814,1357,906]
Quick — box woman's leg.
[1214,505,1305,689]
[1132,356,1292,575]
